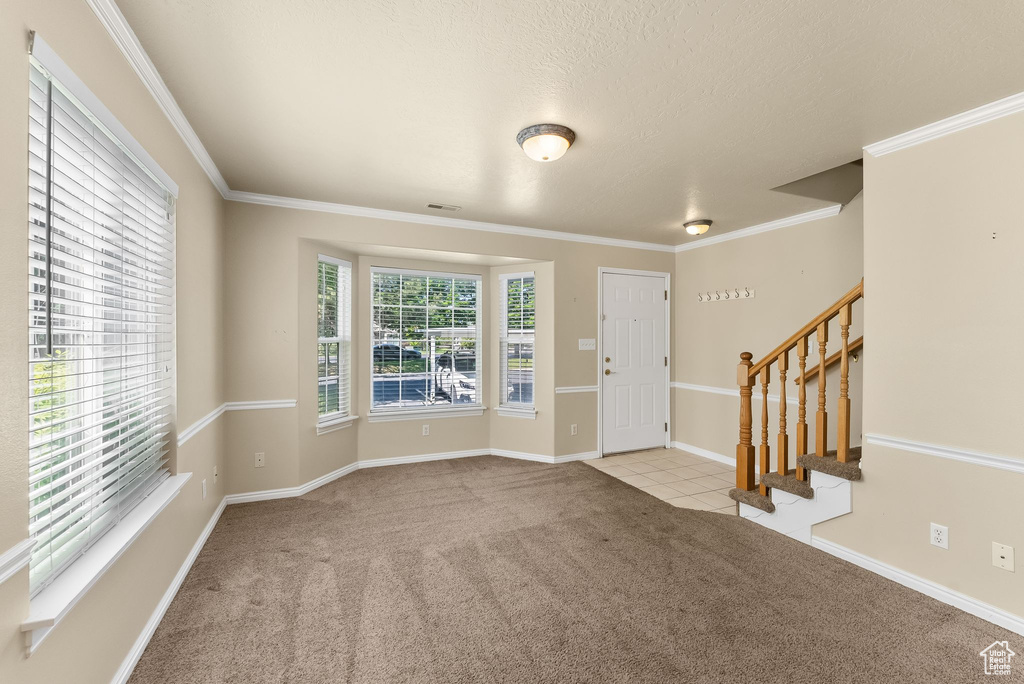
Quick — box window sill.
[496,406,537,419]
[366,406,486,423]
[317,414,359,435]
[21,472,191,655]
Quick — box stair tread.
[761,471,814,499]
[728,487,775,513]
[797,448,862,481]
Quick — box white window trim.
[366,406,487,423]
[21,473,190,655]
[498,271,536,413]
[318,254,352,426]
[368,267,484,416]
[316,414,359,435]
[496,406,537,419]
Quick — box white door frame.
[596,267,672,457]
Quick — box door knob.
[604,369,612,375]
[604,357,610,363]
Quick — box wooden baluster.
[759,366,770,496]
[777,350,788,475]
[795,337,809,481]
[837,304,852,462]
[815,322,828,457]
[736,352,755,491]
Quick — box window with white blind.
[499,273,535,414]
[317,256,352,429]
[27,53,175,596]
[370,268,482,415]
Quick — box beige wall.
[221,200,676,490]
[816,114,1024,617]
[0,1,227,682]
[672,194,865,465]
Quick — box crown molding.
[224,190,678,252]
[865,90,1024,157]
[84,0,230,196]
[673,205,842,253]
[87,0,843,253]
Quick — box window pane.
[318,258,351,419]
[371,270,481,411]
[500,276,535,408]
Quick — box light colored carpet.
[129,456,1015,683]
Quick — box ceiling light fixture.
[684,219,712,236]
[516,124,575,162]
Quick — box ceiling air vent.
[426,203,461,212]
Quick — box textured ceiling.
[117,0,1024,245]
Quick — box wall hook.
[715,291,721,300]
[697,293,703,302]
[744,287,751,298]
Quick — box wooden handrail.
[734,279,865,494]
[747,279,864,378]
[795,336,863,384]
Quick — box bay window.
[370,268,482,417]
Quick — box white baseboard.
[671,441,735,467]
[224,449,597,505]
[811,536,1024,636]
[112,497,227,684]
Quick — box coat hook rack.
[698,287,755,303]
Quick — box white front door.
[601,272,668,454]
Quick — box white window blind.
[317,256,352,420]
[27,59,175,595]
[499,274,535,408]
[371,268,482,411]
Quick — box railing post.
[777,350,789,475]
[759,367,770,495]
[736,352,755,491]
[815,322,828,457]
[837,304,852,462]
[796,336,808,481]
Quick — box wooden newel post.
[836,304,852,462]
[736,352,755,491]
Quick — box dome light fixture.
[516,124,576,162]
[684,219,712,236]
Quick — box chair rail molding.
[177,400,299,447]
[0,539,36,585]
[864,434,1024,476]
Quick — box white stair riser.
[738,472,851,543]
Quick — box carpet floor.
[130,456,1016,683]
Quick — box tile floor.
[584,447,738,514]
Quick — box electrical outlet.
[422,424,429,436]
[993,542,1015,572]
[930,523,948,549]
[255,452,265,468]
[570,424,578,436]
[202,478,207,500]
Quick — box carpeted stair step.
[797,446,862,481]
[728,487,775,513]
[760,470,814,499]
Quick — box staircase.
[729,279,864,539]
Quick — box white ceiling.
[117,0,1024,245]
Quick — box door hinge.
[664,290,668,301]
[664,356,667,367]
[664,422,668,432]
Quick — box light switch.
[578,338,596,351]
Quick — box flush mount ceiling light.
[684,219,713,236]
[516,124,576,162]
